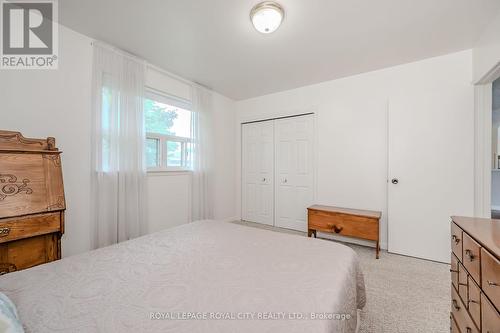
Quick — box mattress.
[0,220,366,333]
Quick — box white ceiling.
[59,0,500,100]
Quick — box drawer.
[481,248,500,308]
[308,211,378,241]
[0,233,59,271]
[481,293,500,333]
[451,286,479,333]
[0,213,61,243]
[458,262,468,302]
[451,222,463,262]
[451,254,459,290]
[462,232,481,285]
[468,276,481,329]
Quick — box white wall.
[0,26,93,257]
[212,93,237,220]
[0,25,237,256]
[473,9,500,82]
[236,50,474,250]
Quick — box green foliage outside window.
[144,99,178,135]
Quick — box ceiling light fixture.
[250,2,284,34]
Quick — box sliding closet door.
[242,121,274,225]
[274,115,314,231]
[387,95,473,263]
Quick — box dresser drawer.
[458,262,468,302]
[481,293,500,333]
[462,233,481,285]
[451,286,479,333]
[0,234,59,271]
[451,254,459,290]
[308,211,378,240]
[451,223,463,262]
[0,213,62,243]
[481,248,500,308]
[468,276,481,329]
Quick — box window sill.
[147,169,192,177]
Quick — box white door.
[242,121,274,225]
[388,95,473,263]
[274,115,314,231]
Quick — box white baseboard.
[220,216,240,223]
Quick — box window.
[144,90,193,171]
[100,74,113,172]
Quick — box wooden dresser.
[0,131,65,275]
[450,216,500,333]
[307,205,382,258]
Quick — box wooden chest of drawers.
[307,205,382,258]
[450,216,500,333]
[0,131,66,275]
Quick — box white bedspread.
[0,220,365,333]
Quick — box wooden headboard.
[0,130,66,274]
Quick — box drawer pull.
[0,227,10,237]
[333,225,343,233]
[466,328,472,333]
[449,269,458,273]
[468,299,479,305]
[464,249,475,261]
[458,282,467,287]
[452,235,460,244]
[487,280,498,287]
[452,299,460,311]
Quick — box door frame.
[474,61,500,218]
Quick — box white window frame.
[146,133,191,172]
[145,88,193,172]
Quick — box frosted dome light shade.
[251,2,284,34]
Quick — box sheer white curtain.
[90,41,147,249]
[190,85,214,221]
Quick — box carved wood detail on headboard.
[0,130,57,151]
[0,130,65,217]
[0,130,66,274]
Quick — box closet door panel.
[242,121,274,226]
[275,115,314,231]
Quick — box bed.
[0,220,365,333]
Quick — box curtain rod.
[90,40,212,92]
[90,40,146,64]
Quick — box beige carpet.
[232,220,450,333]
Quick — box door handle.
[465,249,475,261]
[452,299,460,311]
[333,225,343,233]
[0,227,10,237]
[391,178,399,185]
